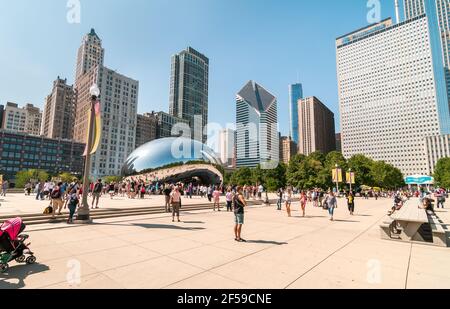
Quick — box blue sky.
[0,0,397,137]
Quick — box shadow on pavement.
[182,221,205,224]
[132,223,205,231]
[333,219,360,223]
[246,240,288,245]
[93,222,205,231]
[0,263,49,289]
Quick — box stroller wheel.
[26,256,36,265]
[0,264,9,273]
[15,255,26,263]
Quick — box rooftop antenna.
[395,0,401,24]
[297,71,300,84]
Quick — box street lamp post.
[335,164,340,196]
[349,168,352,193]
[77,84,100,223]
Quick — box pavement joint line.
[404,243,413,289]
[161,208,372,289]
[283,212,388,289]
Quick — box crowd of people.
[12,177,449,241]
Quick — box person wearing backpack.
[92,179,103,209]
[67,188,79,224]
[51,182,64,218]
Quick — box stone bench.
[380,217,396,240]
[428,216,449,247]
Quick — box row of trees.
[224,151,406,192]
[434,157,450,188]
[14,170,81,188]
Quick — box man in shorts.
[233,186,247,242]
[170,186,181,222]
[91,179,103,209]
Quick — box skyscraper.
[169,47,209,143]
[280,136,297,164]
[135,112,158,148]
[404,0,450,103]
[73,65,138,178]
[2,102,42,136]
[289,83,303,145]
[218,128,236,167]
[75,28,104,87]
[336,14,450,175]
[236,81,279,168]
[0,104,4,129]
[73,29,139,178]
[404,0,426,19]
[297,96,336,156]
[41,77,76,140]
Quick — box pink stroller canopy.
[0,217,23,240]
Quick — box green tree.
[103,175,123,183]
[348,154,375,187]
[262,163,287,191]
[434,157,450,188]
[15,169,49,188]
[286,154,307,187]
[230,167,253,186]
[59,172,79,183]
[370,161,404,189]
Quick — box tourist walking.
[213,187,221,211]
[233,186,247,242]
[300,191,307,217]
[207,186,213,202]
[163,185,171,212]
[226,188,233,212]
[347,192,355,215]
[277,188,283,211]
[91,179,102,209]
[50,182,64,218]
[283,188,292,217]
[108,183,115,199]
[67,188,79,224]
[326,192,338,221]
[170,186,181,222]
[435,187,446,209]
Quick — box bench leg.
[380,225,391,240]
[398,222,424,242]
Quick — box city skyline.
[0,0,399,137]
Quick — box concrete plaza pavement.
[0,195,449,289]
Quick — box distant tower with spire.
[75,28,104,87]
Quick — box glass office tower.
[288,83,303,145]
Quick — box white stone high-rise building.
[75,28,104,87]
[74,65,138,178]
[336,13,450,176]
[73,29,138,178]
[2,102,42,136]
[236,81,279,169]
[218,128,236,167]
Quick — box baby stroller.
[0,217,36,273]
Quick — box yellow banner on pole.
[332,168,343,183]
[346,172,355,184]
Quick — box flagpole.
[77,84,100,223]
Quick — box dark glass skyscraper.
[169,47,209,143]
[289,83,303,145]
